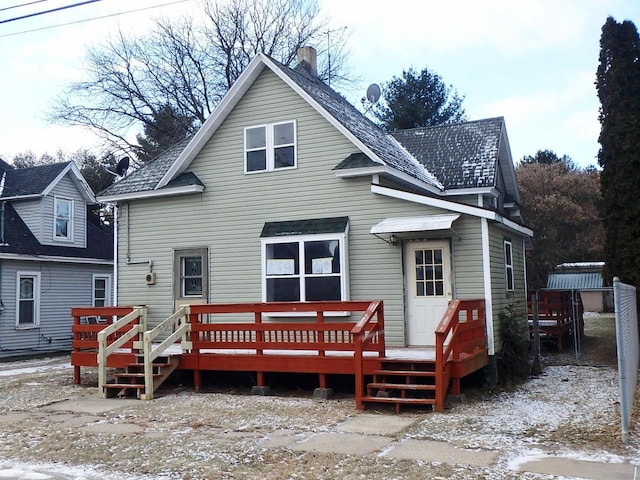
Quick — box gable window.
[504,240,514,291]
[174,248,209,300]
[245,121,296,173]
[17,272,40,328]
[54,197,73,241]
[261,217,349,303]
[92,274,111,307]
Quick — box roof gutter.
[97,184,204,203]
[0,253,113,265]
[371,184,533,237]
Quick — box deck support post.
[193,370,201,391]
[318,373,327,389]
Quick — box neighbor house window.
[16,272,40,328]
[260,217,349,303]
[504,240,514,291]
[174,248,208,300]
[92,274,111,307]
[54,197,73,241]
[245,121,296,173]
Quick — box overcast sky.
[1,0,638,168]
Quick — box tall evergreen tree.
[596,16,640,287]
[373,67,466,130]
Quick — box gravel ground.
[0,314,636,479]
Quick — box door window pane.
[181,256,203,296]
[415,248,445,297]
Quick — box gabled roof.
[99,53,447,201]
[391,118,504,190]
[0,202,113,261]
[1,161,96,203]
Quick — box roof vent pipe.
[296,46,317,76]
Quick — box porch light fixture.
[389,234,398,246]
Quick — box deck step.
[103,383,146,390]
[373,369,436,377]
[368,382,436,391]
[360,396,436,405]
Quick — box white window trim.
[53,196,74,242]
[244,120,297,174]
[260,232,349,313]
[92,274,112,307]
[16,271,41,329]
[504,240,515,292]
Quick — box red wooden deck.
[71,300,488,411]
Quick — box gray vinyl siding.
[41,175,87,248]
[117,69,497,346]
[487,223,528,348]
[12,198,43,241]
[0,260,112,358]
[11,174,87,248]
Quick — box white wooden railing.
[97,306,147,398]
[140,305,191,400]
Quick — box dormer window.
[245,121,296,173]
[54,197,73,241]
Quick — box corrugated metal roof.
[547,272,604,290]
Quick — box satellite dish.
[116,157,130,177]
[366,83,381,104]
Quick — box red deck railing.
[186,301,385,390]
[71,306,141,383]
[434,299,487,411]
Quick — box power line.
[0,1,50,14]
[0,0,101,25]
[0,0,191,38]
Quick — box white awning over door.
[370,214,460,234]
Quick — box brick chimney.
[296,46,317,76]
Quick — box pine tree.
[373,67,466,130]
[596,17,640,287]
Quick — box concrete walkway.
[0,399,636,480]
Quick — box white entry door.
[405,240,452,346]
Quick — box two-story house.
[97,47,531,368]
[0,160,113,358]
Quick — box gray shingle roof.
[98,137,193,196]
[391,118,504,190]
[1,162,69,198]
[273,62,443,189]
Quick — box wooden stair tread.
[113,373,162,378]
[368,382,436,391]
[103,383,146,389]
[361,395,436,404]
[373,369,435,377]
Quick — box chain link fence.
[613,277,639,444]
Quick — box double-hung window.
[504,240,514,291]
[17,272,40,328]
[261,217,349,303]
[54,197,73,241]
[245,121,296,173]
[92,274,111,307]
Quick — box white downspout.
[113,204,118,306]
[481,219,495,355]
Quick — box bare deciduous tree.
[49,0,349,163]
